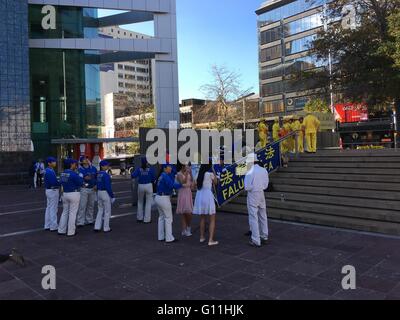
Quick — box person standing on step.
[193,163,219,247]
[176,163,194,237]
[58,159,83,237]
[155,164,182,243]
[244,153,270,248]
[95,160,115,233]
[291,117,305,153]
[303,111,320,153]
[131,157,156,224]
[77,156,98,227]
[44,156,60,232]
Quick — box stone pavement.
[0,178,400,300]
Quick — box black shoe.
[159,239,166,242]
[44,228,50,232]
[261,239,269,245]
[137,220,144,224]
[67,233,77,237]
[143,221,152,224]
[50,229,58,233]
[104,229,112,233]
[94,229,101,233]
[244,231,252,237]
[58,232,66,236]
[249,240,261,248]
[77,225,85,229]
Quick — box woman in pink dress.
[176,163,194,237]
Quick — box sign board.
[335,103,368,123]
[214,142,281,207]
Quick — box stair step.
[287,161,400,169]
[273,172,400,183]
[270,178,400,192]
[291,157,400,163]
[279,166,400,175]
[222,204,400,236]
[299,150,400,157]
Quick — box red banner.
[334,103,368,123]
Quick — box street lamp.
[238,92,255,131]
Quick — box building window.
[262,100,285,114]
[261,63,284,80]
[261,81,283,96]
[118,82,124,88]
[260,26,282,45]
[118,64,123,70]
[260,45,282,62]
[284,12,324,36]
[285,34,317,56]
[118,74,123,79]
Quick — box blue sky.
[99,0,262,100]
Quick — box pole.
[243,99,246,131]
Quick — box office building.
[0,0,179,180]
[256,0,327,117]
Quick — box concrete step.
[279,166,400,175]
[287,161,400,169]
[272,184,400,201]
[299,149,400,157]
[222,203,400,236]
[232,197,400,223]
[270,177,400,192]
[272,172,400,183]
[291,156,400,163]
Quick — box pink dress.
[176,172,194,214]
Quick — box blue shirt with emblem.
[60,169,84,193]
[78,165,98,188]
[131,167,156,185]
[156,172,182,196]
[44,168,60,189]
[97,171,114,198]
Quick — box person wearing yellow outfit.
[302,112,321,153]
[291,117,305,153]
[258,120,269,149]
[272,118,280,142]
[282,119,292,153]
[288,118,296,153]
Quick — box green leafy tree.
[304,0,400,108]
[386,10,400,68]
[304,98,331,113]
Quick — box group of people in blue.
[43,150,271,248]
[44,156,114,237]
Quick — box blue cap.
[162,163,172,170]
[100,160,110,167]
[46,157,56,164]
[71,159,78,165]
[79,155,87,163]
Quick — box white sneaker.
[186,227,192,237]
[181,230,188,236]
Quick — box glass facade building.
[0,0,31,152]
[28,5,101,158]
[256,0,328,116]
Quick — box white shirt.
[244,164,269,193]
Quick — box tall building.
[99,26,153,106]
[256,0,327,117]
[0,0,179,180]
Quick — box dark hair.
[141,158,148,170]
[197,164,212,190]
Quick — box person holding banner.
[244,153,269,248]
[193,164,218,247]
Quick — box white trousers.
[58,192,80,236]
[77,188,96,225]
[33,173,37,188]
[155,195,174,242]
[247,191,269,246]
[45,189,59,231]
[95,190,111,232]
[137,183,153,223]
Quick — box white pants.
[45,189,59,231]
[137,183,153,223]
[155,195,174,242]
[58,192,80,236]
[77,188,96,225]
[33,173,37,188]
[247,191,269,246]
[95,190,111,232]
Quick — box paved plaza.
[0,178,400,300]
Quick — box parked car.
[102,156,135,176]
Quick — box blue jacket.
[60,170,84,193]
[97,171,114,198]
[44,168,60,189]
[78,166,97,188]
[131,167,156,185]
[156,172,182,196]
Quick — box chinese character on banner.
[265,146,275,160]
[220,170,234,187]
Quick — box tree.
[200,65,252,129]
[305,0,400,108]
[304,98,331,113]
[386,10,400,68]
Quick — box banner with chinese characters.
[214,142,281,207]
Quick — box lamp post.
[239,92,255,131]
